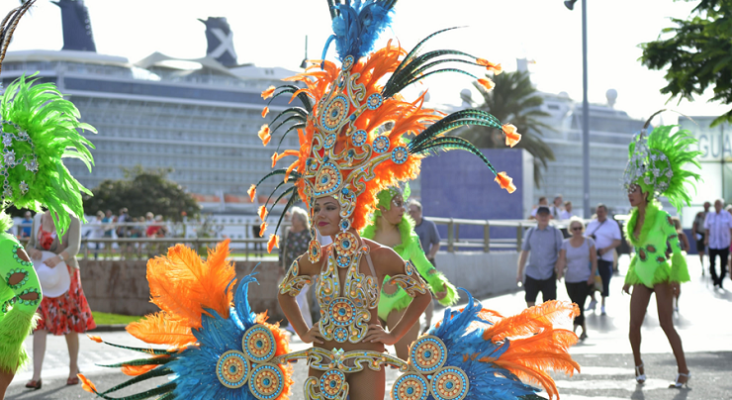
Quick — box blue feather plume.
[427,289,542,400]
[167,273,263,400]
[322,0,396,62]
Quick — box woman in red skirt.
[24,211,96,389]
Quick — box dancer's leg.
[629,285,652,369]
[655,282,689,381]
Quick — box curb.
[89,324,128,332]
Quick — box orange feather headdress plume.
[253,27,520,262]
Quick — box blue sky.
[9,0,728,124]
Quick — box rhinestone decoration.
[216,350,249,389]
[314,163,343,196]
[321,95,350,132]
[324,133,337,149]
[373,136,390,154]
[391,146,408,164]
[243,324,276,363]
[249,364,284,400]
[0,120,38,202]
[319,369,347,399]
[393,373,429,400]
[308,237,322,264]
[410,336,447,373]
[352,130,367,147]
[334,231,358,257]
[623,132,673,197]
[328,298,357,327]
[431,367,469,400]
[342,55,355,71]
[367,93,383,110]
[337,255,351,268]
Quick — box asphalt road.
[6,255,732,400]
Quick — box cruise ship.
[533,88,645,216]
[0,1,299,215]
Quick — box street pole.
[581,0,590,219]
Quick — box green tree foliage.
[83,166,200,222]
[641,0,732,126]
[460,71,555,187]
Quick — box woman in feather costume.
[82,1,580,399]
[0,1,96,396]
[621,115,700,388]
[360,184,459,359]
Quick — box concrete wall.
[80,251,521,320]
[79,259,284,320]
[435,251,520,299]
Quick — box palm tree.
[460,70,555,188]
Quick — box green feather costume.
[360,185,458,321]
[0,75,95,374]
[622,125,701,288]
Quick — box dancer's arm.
[364,250,430,345]
[277,256,320,343]
[409,240,458,306]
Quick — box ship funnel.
[52,0,96,52]
[199,17,238,67]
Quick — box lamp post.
[564,0,590,219]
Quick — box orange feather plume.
[479,301,580,400]
[258,205,268,221]
[261,86,275,99]
[261,107,269,118]
[247,184,257,202]
[495,172,516,193]
[502,124,521,147]
[478,78,495,91]
[258,124,271,146]
[78,374,97,394]
[87,334,103,343]
[126,311,196,346]
[121,356,170,376]
[260,221,268,236]
[144,239,236,329]
[268,234,279,253]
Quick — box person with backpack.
[517,206,564,307]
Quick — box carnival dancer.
[82,1,580,399]
[360,184,458,359]
[0,1,96,396]
[621,117,700,388]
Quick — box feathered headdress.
[0,0,94,234]
[252,0,521,262]
[623,111,701,211]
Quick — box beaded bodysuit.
[317,246,378,343]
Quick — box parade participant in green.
[621,120,699,389]
[361,184,458,359]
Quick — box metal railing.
[428,217,591,253]
[79,237,277,262]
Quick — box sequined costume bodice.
[317,246,379,343]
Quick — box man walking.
[585,204,621,315]
[408,199,441,331]
[692,201,711,276]
[704,199,732,289]
[517,206,564,307]
[408,200,440,265]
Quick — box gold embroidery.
[387,262,428,298]
[278,257,313,297]
[317,248,378,343]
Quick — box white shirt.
[585,218,622,261]
[559,210,573,220]
[704,210,732,250]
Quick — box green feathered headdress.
[374,182,411,216]
[623,122,701,212]
[0,74,96,235]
